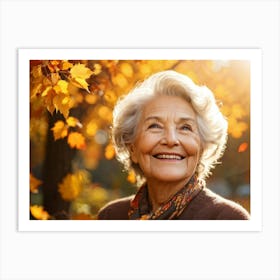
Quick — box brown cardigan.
[97,187,250,220]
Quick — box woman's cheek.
[183,136,201,155]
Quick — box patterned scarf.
[128,175,203,220]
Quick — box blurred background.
[29,59,250,220]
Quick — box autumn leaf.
[58,174,82,201]
[70,63,93,91]
[41,86,52,97]
[30,83,43,99]
[52,93,74,118]
[30,205,50,220]
[71,77,90,92]
[47,60,60,73]
[70,63,93,79]
[53,80,69,94]
[51,120,68,140]
[30,173,42,193]
[41,86,56,114]
[66,116,82,128]
[58,170,89,201]
[238,142,248,153]
[67,132,86,149]
[61,60,73,70]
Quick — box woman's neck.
[147,179,189,212]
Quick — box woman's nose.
[161,128,179,146]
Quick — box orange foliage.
[238,142,249,153]
[30,205,50,220]
[58,170,90,201]
[67,132,86,150]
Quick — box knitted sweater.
[97,187,250,220]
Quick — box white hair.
[112,70,228,186]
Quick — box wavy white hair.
[112,70,228,186]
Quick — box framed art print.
[18,48,262,231]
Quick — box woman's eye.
[181,124,192,131]
[148,123,162,129]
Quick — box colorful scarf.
[128,175,203,220]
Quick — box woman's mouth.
[152,153,185,160]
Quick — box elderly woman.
[98,70,250,220]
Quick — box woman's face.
[130,95,202,185]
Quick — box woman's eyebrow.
[177,117,196,124]
[144,116,161,122]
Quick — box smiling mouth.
[153,153,185,160]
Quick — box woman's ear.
[129,144,138,164]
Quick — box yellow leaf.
[70,63,93,91]
[30,173,42,193]
[53,80,69,94]
[58,170,89,201]
[41,86,52,97]
[71,77,90,91]
[51,120,68,140]
[52,94,72,118]
[30,205,50,220]
[61,61,73,70]
[41,87,57,115]
[58,174,81,201]
[70,63,93,80]
[30,83,42,99]
[62,96,70,105]
[68,132,86,149]
[66,116,81,127]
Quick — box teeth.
[155,154,182,160]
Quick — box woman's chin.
[146,171,191,184]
